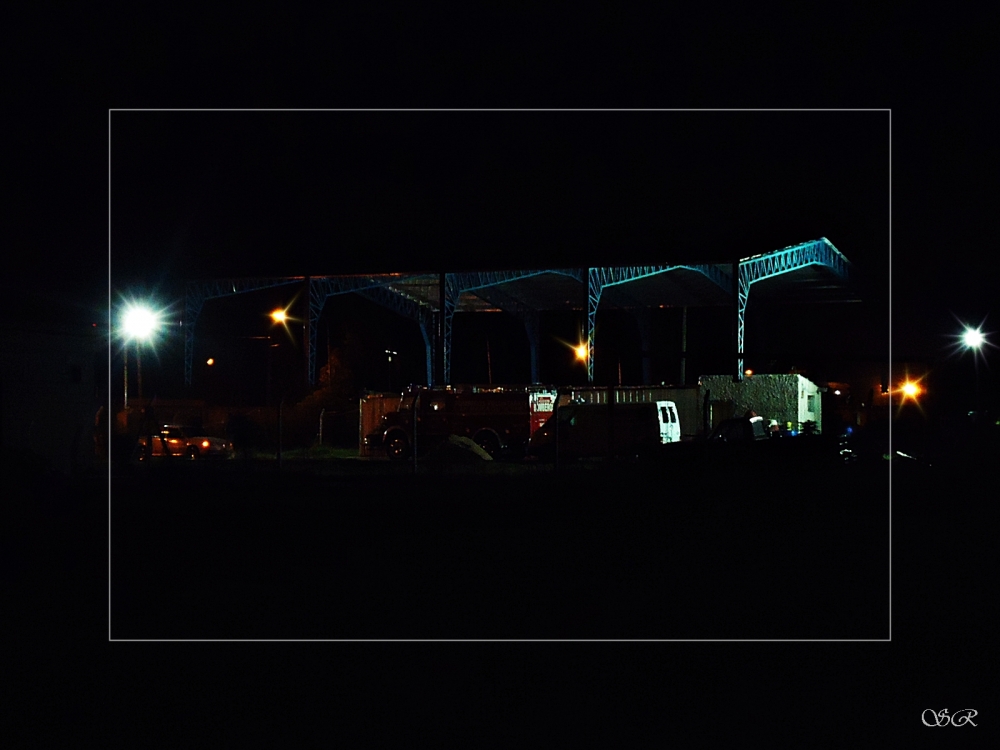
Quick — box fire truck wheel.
[385,433,411,461]
[475,432,501,458]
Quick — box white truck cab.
[657,400,681,444]
[527,398,682,459]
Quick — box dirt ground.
[106,456,894,640]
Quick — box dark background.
[9,7,999,745]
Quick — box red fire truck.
[363,384,558,460]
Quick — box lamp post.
[121,303,160,410]
[574,343,588,385]
[385,349,398,391]
[238,335,277,406]
[961,326,985,412]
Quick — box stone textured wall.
[698,373,822,433]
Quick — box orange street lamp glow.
[271,309,287,323]
[206,358,214,366]
[574,344,588,361]
[901,381,920,399]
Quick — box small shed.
[698,373,822,434]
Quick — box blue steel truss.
[584,264,732,382]
[735,237,850,378]
[441,274,460,385]
[183,242,849,391]
[450,268,586,292]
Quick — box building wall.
[796,376,822,430]
[698,373,822,433]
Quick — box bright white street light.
[120,302,162,409]
[122,304,161,340]
[962,327,984,349]
[956,322,991,413]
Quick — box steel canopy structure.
[183,237,855,389]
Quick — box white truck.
[526,400,681,460]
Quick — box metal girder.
[735,237,850,378]
[420,313,438,388]
[586,268,601,383]
[184,276,305,386]
[587,264,732,292]
[450,268,585,293]
[441,275,460,384]
[736,263,749,381]
[739,237,849,286]
[583,264,733,383]
[182,240,850,391]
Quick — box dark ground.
[10,438,996,745]
[106,453,893,640]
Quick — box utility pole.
[487,337,493,385]
[680,306,688,386]
[303,275,311,391]
[437,272,446,386]
[136,342,143,402]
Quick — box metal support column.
[442,274,459,385]
[680,306,688,386]
[419,312,435,386]
[303,275,312,389]
[586,267,600,383]
[307,277,325,388]
[436,274,446,385]
[736,262,750,381]
[732,261,743,382]
[183,289,206,387]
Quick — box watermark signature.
[922,709,978,727]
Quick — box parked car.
[136,424,235,460]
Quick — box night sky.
[105,110,910,404]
